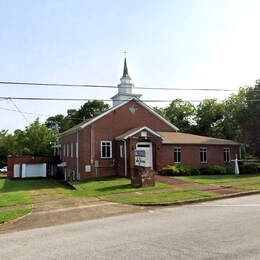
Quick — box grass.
[71,176,171,197]
[107,190,219,204]
[0,175,170,207]
[0,208,32,224]
[228,183,260,191]
[174,174,260,185]
[0,175,70,207]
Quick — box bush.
[162,164,200,176]
[239,163,258,174]
[199,165,227,175]
[162,164,242,176]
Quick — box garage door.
[21,163,47,178]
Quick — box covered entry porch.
[115,126,163,178]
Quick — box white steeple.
[111,58,142,106]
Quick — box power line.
[0,96,226,102]
[0,106,51,117]
[0,106,94,121]
[0,96,259,102]
[8,99,29,123]
[0,80,242,92]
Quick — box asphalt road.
[1,194,260,259]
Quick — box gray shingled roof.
[158,131,240,145]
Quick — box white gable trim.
[118,126,163,140]
[80,97,179,131]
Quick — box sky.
[0,0,260,132]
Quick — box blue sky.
[0,0,260,131]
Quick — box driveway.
[0,192,147,234]
[1,194,260,259]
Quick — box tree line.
[0,81,259,167]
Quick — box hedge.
[162,162,260,176]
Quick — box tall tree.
[45,100,110,133]
[20,119,56,156]
[222,87,249,141]
[45,114,73,133]
[242,82,260,157]
[164,99,196,133]
[195,99,225,137]
[75,100,110,124]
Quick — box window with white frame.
[200,147,207,163]
[71,143,74,157]
[66,143,70,157]
[224,148,230,162]
[120,144,124,158]
[101,141,112,158]
[174,147,181,163]
[63,144,66,157]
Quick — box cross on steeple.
[123,50,127,58]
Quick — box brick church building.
[59,59,240,180]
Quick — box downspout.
[90,125,97,176]
[76,129,79,180]
[123,139,127,177]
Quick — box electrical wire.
[8,99,29,123]
[0,96,259,102]
[0,80,244,92]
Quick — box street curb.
[125,190,260,207]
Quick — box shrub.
[162,164,200,176]
[162,165,179,176]
[225,164,234,174]
[199,165,227,175]
[239,163,258,174]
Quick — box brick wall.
[59,99,240,180]
[60,99,176,180]
[157,144,240,170]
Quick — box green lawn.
[107,190,219,204]
[0,175,70,207]
[0,175,170,207]
[174,174,260,185]
[0,208,32,224]
[71,176,171,197]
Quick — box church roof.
[59,97,179,136]
[157,131,240,145]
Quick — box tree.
[45,114,73,133]
[195,99,225,137]
[242,82,260,157]
[45,100,110,133]
[222,87,249,141]
[0,119,56,166]
[75,100,110,124]
[163,99,196,133]
[0,130,15,167]
[21,119,56,156]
